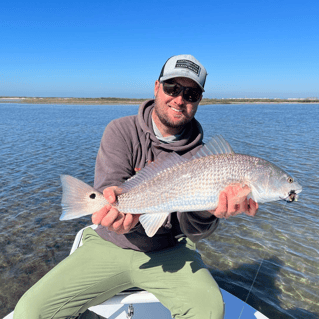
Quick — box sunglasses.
[161,81,202,103]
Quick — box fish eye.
[89,193,96,199]
[287,177,294,183]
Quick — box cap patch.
[175,59,201,76]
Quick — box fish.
[59,135,302,237]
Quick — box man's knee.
[190,290,224,319]
[13,290,42,319]
[172,285,224,319]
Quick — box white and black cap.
[158,54,207,92]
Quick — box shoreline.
[0,97,318,105]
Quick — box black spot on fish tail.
[89,193,96,199]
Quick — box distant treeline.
[1,97,318,105]
[200,98,319,104]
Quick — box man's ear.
[154,80,160,97]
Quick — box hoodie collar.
[138,99,204,153]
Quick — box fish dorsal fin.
[121,152,188,193]
[192,135,235,159]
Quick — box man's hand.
[209,184,258,219]
[92,186,140,234]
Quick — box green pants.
[14,228,224,319]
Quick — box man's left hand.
[209,184,258,219]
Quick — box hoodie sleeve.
[94,119,135,192]
[177,211,219,242]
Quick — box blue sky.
[1,0,318,98]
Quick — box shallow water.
[0,102,318,318]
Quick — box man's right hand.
[92,186,140,234]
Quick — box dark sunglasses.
[161,81,202,103]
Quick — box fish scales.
[115,154,262,215]
[59,135,302,237]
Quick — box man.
[14,55,258,319]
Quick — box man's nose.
[173,91,185,105]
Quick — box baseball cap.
[158,54,207,92]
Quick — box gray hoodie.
[94,100,219,252]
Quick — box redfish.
[60,136,302,237]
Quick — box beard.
[153,98,195,131]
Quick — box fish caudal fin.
[139,213,170,237]
[60,175,107,221]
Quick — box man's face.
[153,77,202,134]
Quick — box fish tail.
[60,175,105,220]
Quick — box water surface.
[0,103,318,318]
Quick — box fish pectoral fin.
[139,213,170,237]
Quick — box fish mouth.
[281,189,302,203]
